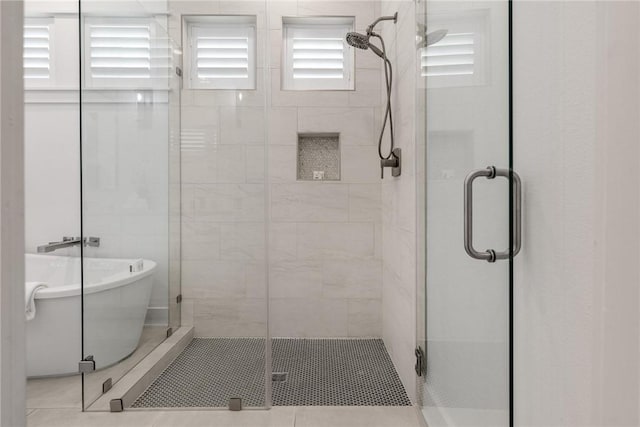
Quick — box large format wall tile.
[271,184,349,222]
[178,0,385,340]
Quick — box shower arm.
[366,12,398,34]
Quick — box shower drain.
[272,372,288,382]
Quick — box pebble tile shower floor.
[132,338,411,408]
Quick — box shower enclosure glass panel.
[79,0,182,409]
[417,0,512,425]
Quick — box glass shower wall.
[79,0,182,409]
[166,0,270,408]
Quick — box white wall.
[514,1,640,425]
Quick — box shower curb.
[87,326,194,412]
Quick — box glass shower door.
[79,1,181,409]
[417,0,515,426]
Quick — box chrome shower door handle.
[464,166,522,262]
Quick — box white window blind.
[185,16,257,90]
[420,10,488,89]
[89,24,152,79]
[24,21,52,80]
[422,32,475,77]
[283,17,354,91]
[84,17,170,89]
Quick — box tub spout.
[37,237,100,253]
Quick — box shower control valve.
[380,148,401,179]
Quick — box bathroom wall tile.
[349,69,382,107]
[271,183,349,222]
[342,146,383,183]
[177,0,385,341]
[348,298,383,336]
[271,72,350,107]
[220,107,266,145]
[297,1,376,32]
[322,259,382,299]
[170,0,220,15]
[297,222,375,260]
[184,69,267,107]
[269,222,297,261]
[382,227,415,297]
[216,145,247,183]
[245,145,266,183]
[270,29,283,69]
[270,298,348,337]
[219,222,266,260]
[245,260,268,299]
[269,145,297,182]
[181,299,195,326]
[268,1,297,30]
[374,222,383,260]
[268,107,297,145]
[270,260,323,298]
[355,45,384,70]
[181,105,219,146]
[181,150,217,184]
[380,0,417,401]
[194,298,267,338]
[182,260,246,298]
[180,220,222,261]
[219,0,266,29]
[182,145,247,184]
[298,107,376,146]
[190,184,265,222]
[349,184,382,222]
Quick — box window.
[84,17,170,89]
[24,19,54,84]
[282,17,354,91]
[421,32,475,78]
[419,10,488,88]
[184,16,257,90]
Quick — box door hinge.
[415,346,425,377]
[110,399,124,412]
[102,378,113,393]
[79,355,95,373]
[176,294,182,304]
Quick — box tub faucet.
[37,236,101,253]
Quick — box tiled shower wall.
[379,0,417,401]
[173,0,385,338]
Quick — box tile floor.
[27,406,424,427]
[27,326,167,410]
[133,338,410,408]
[26,328,424,427]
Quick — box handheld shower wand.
[346,13,400,178]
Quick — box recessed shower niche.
[296,133,341,181]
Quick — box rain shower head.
[425,29,448,47]
[346,32,384,58]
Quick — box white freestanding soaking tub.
[26,254,156,377]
